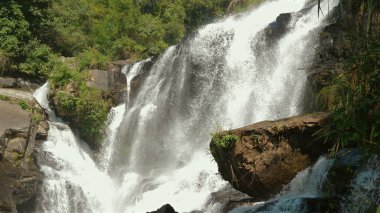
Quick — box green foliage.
[0,1,31,56]
[54,82,111,149]
[19,41,58,78]
[77,48,110,70]
[183,0,229,31]
[49,63,82,87]
[18,100,29,110]
[31,109,43,123]
[55,91,77,113]
[77,92,110,148]
[133,14,168,56]
[1,0,261,78]
[0,95,11,102]
[51,65,111,149]
[211,133,239,150]
[48,0,91,56]
[320,39,380,154]
[227,0,264,13]
[13,152,24,161]
[0,0,53,79]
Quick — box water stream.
[33,0,344,212]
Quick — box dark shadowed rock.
[210,113,333,200]
[264,13,292,40]
[108,68,127,104]
[129,59,154,100]
[147,204,178,213]
[322,149,364,197]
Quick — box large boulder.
[86,68,127,104]
[210,112,332,200]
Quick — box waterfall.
[33,83,115,213]
[33,0,339,212]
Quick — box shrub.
[0,95,10,101]
[18,100,29,110]
[211,133,239,150]
[77,48,110,71]
[49,62,83,88]
[52,77,111,149]
[19,41,58,78]
[320,39,380,154]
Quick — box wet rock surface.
[322,149,364,198]
[264,13,292,40]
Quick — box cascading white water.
[34,0,339,212]
[112,0,337,212]
[34,83,116,213]
[341,156,380,212]
[99,104,126,172]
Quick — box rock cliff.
[0,92,48,213]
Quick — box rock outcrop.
[0,92,48,213]
[107,60,130,104]
[210,112,332,200]
[86,63,128,105]
[0,77,40,90]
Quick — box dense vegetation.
[318,0,380,154]
[0,0,261,80]
[320,39,380,154]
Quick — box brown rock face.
[210,112,332,200]
[0,101,48,213]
